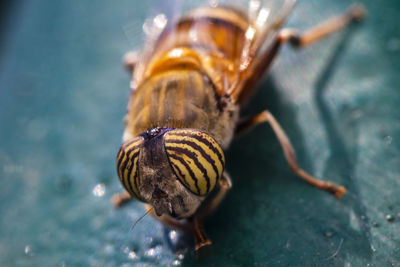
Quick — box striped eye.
[164,129,225,196]
[116,136,144,201]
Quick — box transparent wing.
[232,0,297,71]
[122,0,181,88]
[248,0,297,50]
[123,0,296,88]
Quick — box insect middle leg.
[112,190,133,207]
[236,110,346,198]
[234,4,366,104]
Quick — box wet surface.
[1,0,400,266]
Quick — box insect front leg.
[192,172,232,250]
[144,204,211,251]
[144,173,232,250]
[192,216,211,251]
[236,110,346,198]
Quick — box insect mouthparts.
[153,198,173,217]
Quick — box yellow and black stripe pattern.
[164,129,225,196]
[116,136,144,201]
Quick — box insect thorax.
[124,70,239,148]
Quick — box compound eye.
[164,129,225,196]
[116,136,144,201]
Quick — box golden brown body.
[116,2,366,250]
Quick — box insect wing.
[123,0,296,90]
[123,0,199,87]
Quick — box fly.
[113,0,366,250]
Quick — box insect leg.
[123,51,139,72]
[145,204,211,250]
[193,173,232,250]
[236,110,346,198]
[111,190,133,207]
[193,216,212,251]
[282,4,366,48]
[197,172,232,221]
[232,4,366,104]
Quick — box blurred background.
[0,0,399,266]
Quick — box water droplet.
[145,247,155,257]
[177,253,184,260]
[169,230,177,242]
[144,245,162,258]
[128,251,138,260]
[386,214,395,222]
[24,245,32,256]
[172,259,181,266]
[92,184,106,197]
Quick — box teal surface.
[1,0,400,266]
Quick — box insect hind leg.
[282,4,366,48]
[236,110,346,198]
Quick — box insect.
[113,0,366,250]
